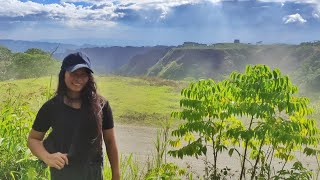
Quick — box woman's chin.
[69,87,83,92]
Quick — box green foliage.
[25,48,48,56]
[169,78,245,179]
[104,154,142,180]
[7,52,60,79]
[294,51,320,96]
[0,46,12,62]
[145,119,187,180]
[0,48,60,80]
[0,46,13,81]
[170,64,320,179]
[300,40,320,46]
[272,161,312,180]
[0,85,50,179]
[145,163,186,180]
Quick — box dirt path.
[115,124,319,177]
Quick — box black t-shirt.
[32,95,114,163]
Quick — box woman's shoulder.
[41,95,62,109]
[98,95,110,109]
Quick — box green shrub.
[0,87,49,179]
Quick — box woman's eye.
[71,73,88,78]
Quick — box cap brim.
[66,64,94,73]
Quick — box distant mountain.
[2,39,320,94]
[0,39,86,53]
[120,43,319,83]
[118,46,172,76]
[0,39,173,74]
[149,48,233,80]
[2,40,320,98]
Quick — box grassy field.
[0,75,184,126]
[2,75,320,127]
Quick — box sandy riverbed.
[114,124,319,179]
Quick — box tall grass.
[0,85,50,179]
[144,119,188,180]
[104,154,142,180]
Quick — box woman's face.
[64,68,89,93]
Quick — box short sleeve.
[102,101,114,130]
[32,102,52,132]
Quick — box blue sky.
[0,0,319,46]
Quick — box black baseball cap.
[61,52,93,73]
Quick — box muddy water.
[115,124,319,178]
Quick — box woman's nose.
[74,76,84,83]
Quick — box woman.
[27,52,120,180]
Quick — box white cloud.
[259,0,320,12]
[0,0,210,28]
[0,0,318,28]
[313,12,320,19]
[283,13,307,24]
[61,0,207,11]
[0,0,120,27]
[258,0,318,3]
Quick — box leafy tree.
[6,49,60,79]
[25,48,48,56]
[170,78,244,179]
[0,46,13,80]
[170,64,319,179]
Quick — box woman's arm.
[27,129,68,170]
[103,128,120,180]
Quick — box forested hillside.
[118,46,172,75]
[0,46,60,81]
[121,43,320,91]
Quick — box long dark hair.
[56,69,105,156]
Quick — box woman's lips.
[72,83,81,86]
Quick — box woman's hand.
[44,152,69,170]
[27,130,69,170]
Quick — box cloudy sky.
[0,0,319,45]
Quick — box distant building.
[234,39,240,43]
[183,42,207,47]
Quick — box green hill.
[147,46,251,80]
[145,44,300,80]
[118,46,171,76]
